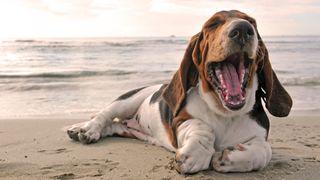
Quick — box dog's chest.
[209,115,265,151]
[185,89,266,151]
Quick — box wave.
[1,83,77,91]
[275,70,294,74]
[9,38,188,49]
[281,76,320,86]
[9,38,188,46]
[265,40,319,44]
[0,70,136,79]
[135,39,188,45]
[15,39,39,43]
[100,39,187,47]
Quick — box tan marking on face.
[204,20,258,64]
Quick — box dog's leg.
[174,119,215,174]
[67,85,161,144]
[211,138,272,172]
[104,118,161,145]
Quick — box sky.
[0,0,319,38]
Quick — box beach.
[0,114,319,180]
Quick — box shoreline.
[1,109,319,120]
[0,115,319,179]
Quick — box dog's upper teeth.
[215,68,226,89]
[240,68,245,84]
[241,68,250,89]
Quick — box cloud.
[24,0,97,18]
[149,0,246,16]
[0,0,319,38]
[27,0,151,17]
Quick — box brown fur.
[163,121,178,148]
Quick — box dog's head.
[163,10,292,117]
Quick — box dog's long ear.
[257,37,292,117]
[162,33,202,116]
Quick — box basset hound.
[67,10,292,174]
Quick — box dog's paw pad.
[67,129,79,141]
[67,122,101,144]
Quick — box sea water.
[0,36,319,118]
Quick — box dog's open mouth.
[207,52,252,110]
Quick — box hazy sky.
[0,0,319,38]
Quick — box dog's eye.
[247,19,256,27]
[208,20,222,29]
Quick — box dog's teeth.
[240,69,245,83]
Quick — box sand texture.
[0,115,319,180]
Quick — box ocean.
[0,36,319,118]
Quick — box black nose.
[228,21,254,47]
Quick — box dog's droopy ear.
[257,40,293,117]
[162,33,202,116]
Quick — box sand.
[0,114,319,180]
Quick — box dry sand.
[0,114,319,180]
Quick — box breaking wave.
[0,70,137,79]
[281,76,320,86]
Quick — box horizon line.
[1,34,320,40]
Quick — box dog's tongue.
[221,63,241,97]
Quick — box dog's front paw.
[211,149,232,172]
[174,146,213,174]
[211,144,248,172]
[67,121,102,144]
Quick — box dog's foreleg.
[174,119,215,174]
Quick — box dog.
[67,10,292,174]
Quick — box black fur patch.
[159,99,174,125]
[116,86,147,101]
[249,88,270,139]
[149,84,168,104]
